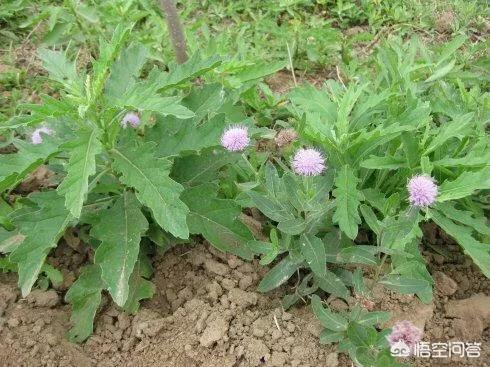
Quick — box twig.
[158,0,188,64]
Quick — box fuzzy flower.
[387,320,423,355]
[221,125,250,152]
[292,148,326,176]
[407,175,438,207]
[31,127,53,145]
[121,112,140,128]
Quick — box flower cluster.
[292,148,326,176]
[31,127,53,145]
[221,125,250,152]
[121,112,140,129]
[387,320,423,354]
[407,175,438,207]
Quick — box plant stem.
[158,0,188,64]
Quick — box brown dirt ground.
[0,229,488,367]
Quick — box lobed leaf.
[92,191,148,306]
[57,128,103,218]
[9,191,73,296]
[333,165,363,240]
[111,143,189,239]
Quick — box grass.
[0,0,488,123]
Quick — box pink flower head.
[31,127,53,145]
[387,320,423,355]
[292,148,326,176]
[221,125,249,152]
[407,175,438,207]
[121,112,140,128]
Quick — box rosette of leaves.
[0,25,272,342]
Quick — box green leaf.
[0,138,59,192]
[9,191,72,296]
[315,270,350,300]
[111,143,189,239]
[156,52,222,91]
[438,167,490,202]
[435,202,490,236]
[149,113,228,157]
[257,255,298,293]
[38,48,83,96]
[248,190,295,223]
[320,329,345,344]
[300,234,326,277]
[360,156,406,170]
[432,210,490,278]
[123,254,155,313]
[65,265,103,342]
[379,275,431,295]
[92,192,148,306]
[357,311,391,326]
[424,113,474,154]
[171,149,239,186]
[359,205,381,236]
[182,183,254,259]
[105,43,148,99]
[347,322,377,347]
[333,165,363,240]
[424,59,456,83]
[311,295,348,331]
[57,128,103,218]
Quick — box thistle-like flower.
[387,320,423,355]
[407,175,438,207]
[31,127,53,145]
[121,112,140,128]
[221,125,250,152]
[292,148,326,176]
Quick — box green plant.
[0,24,284,341]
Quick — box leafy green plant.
[0,24,282,341]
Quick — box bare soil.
[0,228,488,367]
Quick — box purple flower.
[292,148,326,176]
[121,112,140,128]
[31,127,53,145]
[387,320,423,355]
[221,125,250,152]
[407,175,438,207]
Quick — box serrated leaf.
[333,165,363,239]
[38,48,83,96]
[57,128,103,218]
[432,210,490,278]
[435,202,490,236]
[171,149,239,186]
[92,192,148,306]
[257,255,298,293]
[65,265,103,342]
[438,168,490,202]
[149,113,228,157]
[300,234,326,277]
[156,52,222,91]
[105,43,148,99]
[123,254,155,313]
[111,143,189,239]
[311,295,348,331]
[9,191,72,296]
[0,138,59,192]
[182,183,254,259]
